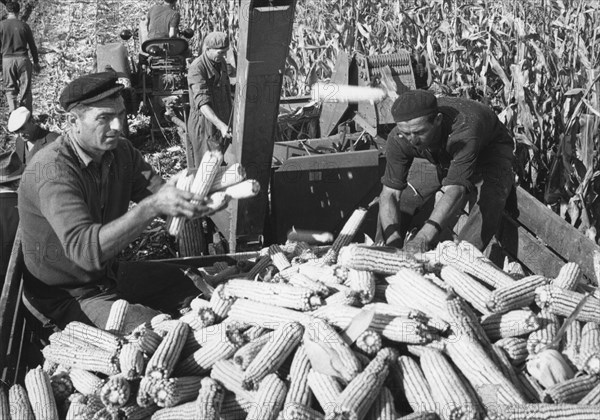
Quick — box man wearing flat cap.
[146,0,180,40]
[187,31,233,168]
[379,89,515,252]
[18,71,214,331]
[0,150,24,282]
[8,106,58,166]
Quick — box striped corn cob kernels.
[104,299,130,335]
[62,321,122,353]
[242,325,267,341]
[535,285,600,322]
[486,403,600,419]
[338,244,422,275]
[118,342,145,380]
[49,370,74,402]
[396,356,436,414]
[516,372,544,403]
[312,304,365,330]
[233,330,273,370]
[385,286,450,334]
[552,262,582,290]
[325,288,361,307]
[8,384,35,420]
[445,294,496,352]
[209,162,246,192]
[371,315,439,344]
[42,360,59,375]
[419,348,482,420]
[487,275,549,313]
[181,321,230,357]
[126,324,163,355]
[284,344,313,408]
[279,402,325,420]
[210,284,236,319]
[179,307,217,330]
[542,374,600,403]
[223,279,323,311]
[269,244,292,271]
[243,322,304,390]
[210,359,256,403]
[365,386,396,420]
[306,369,342,416]
[24,366,59,420]
[304,318,362,383]
[245,255,273,280]
[526,309,560,355]
[561,319,582,367]
[580,382,600,405]
[151,401,196,419]
[347,269,376,304]
[355,329,382,356]
[490,345,522,391]
[274,265,300,283]
[495,337,529,366]
[328,348,398,420]
[91,407,119,419]
[577,322,600,374]
[396,413,441,420]
[439,265,493,315]
[153,376,203,407]
[189,295,211,311]
[120,401,158,419]
[227,298,313,328]
[145,321,189,379]
[480,309,540,341]
[249,373,288,420]
[0,387,9,419]
[150,313,173,329]
[69,369,105,396]
[65,393,104,420]
[298,263,345,287]
[136,376,160,408]
[100,374,130,409]
[363,302,430,322]
[174,329,244,376]
[42,344,119,376]
[220,392,253,419]
[196,377,224,420]
[286,272,330,297]
[319,208,369,265]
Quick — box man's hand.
[220,124,232,140]
[151,183,209,219]
[403,234,433,255]
[33,63,41,74]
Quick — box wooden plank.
[514,187,600,283]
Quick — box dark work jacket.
[15,127,59,166]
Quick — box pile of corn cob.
[2,208,600,420]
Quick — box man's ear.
[66,111,79,127]
[433,112,443,126]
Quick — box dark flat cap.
[60,71,124,111]
[203,32,229,50]
[391,90,438,122]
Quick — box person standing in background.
[0,1,40,112]
[0,150,23,282]
[8,106,58,165]
[146,0,180,40]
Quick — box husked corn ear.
[49,370,74,402]
[284,344,313,407]
[280,402,325,420]
[196,377,224,420]
[154,376,203,407]
[8,384,35,420]
[480,310,540,341]
[24,366,59,420]
[580,382,600,405]
[526,310,560,355]
[69,369,105,396]
[516,372,544,403]
[439,265,492,315]
[419,349,482,420]
[179,307,217,330]
[249,373,287,420]
[151,401,196,419]
[220,392,254,418]
[245,255,273,280]
[145,321,189,379]
[118,342,145,380]
[136,375,160,408]
[490,345,521,389]
[396,356,436,414]
[269,244,292,271]
[210,284,236,320]
[189,295,211,311]
[535,285,600,322]
[105,299,130,335]
[307,369,342,416]
[210,359,256,402]
[495,338,529,366]
[346,269,376,304]
[243,322,304,390]
[42,344,119,376]
[100,374,130,409]
[286,272,330,297]
[338,244,422,275]
[126,324,163,355]
[487,403,600,419]
[487,275,549,313]
[577,321,600,374]
[175,329,244,376]
[181,321,230,356]
[372,315,440,345]
[210,162,246,192]
[234,331,273,370]
[120,402,158,419]
[366,386,396,420]
[63,321,122,353]
[227,298,313,328]
[542,374,600,404]
[298,263,345,287]
[320,208,369,265]
[151,313,173,329]
[562,320,582,367]
[363,302,430,322]
[223,279,323,311]
[325,288,360,306]
[65,393,102,420]
[552,262,582,290]
[355,329,382,356]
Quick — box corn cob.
[495,337,529,366]
[372,315,440,344]
[279,402,325,420]
[286,272,330,297]
[242,325,267,341]
[243,322,304,390]
[8,383,35,420]
[169,150,223,236]
[50,370,74,403]
[419,348,482,420]
[487,275,549,313]
[145,321,189,379]
[209,162,246,191]
[63,321,122,353]
[105,299,130,335]
[365,386,396,420]
[439,265,492,315]
[526,349,575,389]
[325,288,361,306]
[136,375,160,408]
[268,244,292,271]
[552,262,582,290]
[516,372,544,403]
[396,414,441,420]
[181,321,230,357]
[99,374,130,409]
[580,382,600,405]
[577,321,600,374]
[43,344,120,376]
[304,318,361,383]
[151,401,196,419]
[249,373,288,420]
[66,393,104,420]
[355,329,382,356]
[535,285,600,322]
[126,324,163,355]
[223,279,323,311]
[118,342,145,380]
[346,269,376,304]
[319,208,369,265]
[396,356,437,414]
[42,359,59,375]
[542,374,600,403]
[480,309,540,340]
[245,255,273,280]
[490,345,522,391]
[69,369,105,396]
[24,366,59,420]
[227,298,313,328]
[175,329,244,376]
[338,244,422,275]
[298,263,347,287]
[210,359,256,403]
[526,309,560,355]
[191,377,222,420]
[306,369,342,416]
[189,295,211,311]
[153,376,203,407]
[561,319,582,367]
[220,392,254,419]
[327,347,397,420]
[220,179,261,200]
[283,344,313,408]
[488,403,600,419]
[151,313,173,329]
[152,319,182,336]
[179,307,217,330]
[233,330,273,370]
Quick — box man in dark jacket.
[187,32,233,168]
[379,89,515,252]
[0,1,40,112]
[146,0,180,39]
[8,106,58,166]
[0,150,23,282]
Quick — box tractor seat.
[142,38,189,57]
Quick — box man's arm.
[379,185,404,247]
[200,104,230,138]
[25,25,40,72]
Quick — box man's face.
[206,47,228,63]
[15,120,35,141]
[395,113,442,151]
[72,96,126,156]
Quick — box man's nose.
[109,117,123,132]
